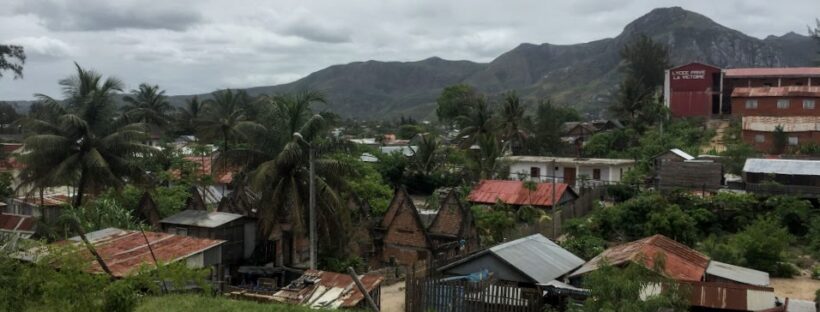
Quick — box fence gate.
[405,277,542,312]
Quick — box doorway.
[563,167,576,186]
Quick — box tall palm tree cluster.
[439,86,579,179]
[18,64,351,249]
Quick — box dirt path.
[702,119,730,154]
[771,276,820,301]
[380,281,405,312]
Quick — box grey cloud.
[15,0,202,31]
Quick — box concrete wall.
[508,161,632,187]
[732,96,820,117]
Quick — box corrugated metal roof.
[732,86,820,97]
[742,116,820,132]
[706,260,770,287]
[160,210,244,228]
[724,67,820,78]
[490,234,585,284]
[379,145,416,156]
[570,235,709,282]
[500,156,635,166]
[670,148,695,160]
[742,158,820,176]
[0,213,35,234]
[17,227,224,277]
[441,234,584,285]
[468,180,573,207]
[273,269,383,308]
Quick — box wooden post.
[141,228,167,294]
[347,267,380,312]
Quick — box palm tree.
[248,114,349,246]
[410,133,443,176]
[197,89,265,153]
[18,63,153,207]
[270,90,327,137]
[176,96,203,135]
[122,83,172,131]
[499,92,529,154]
[456,96,496,148]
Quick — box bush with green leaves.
[572,260,689,312]
[560,219,606,260]
[699,217,795,277]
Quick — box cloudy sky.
[1,0,818,100]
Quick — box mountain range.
[16,7,820,120]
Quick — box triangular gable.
[185,187,208,211]
[381,187,432,249]
[216,179,257,217]
[136,192,161,229]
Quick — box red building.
[664,63,820,118]
[664,63,723,117]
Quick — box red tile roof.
[0,213,35,233]
[724,67,820,78]
[732,86,820,97]
[467,180,572,207]
[54,228,224,278]
[571,234,709,282]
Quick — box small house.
[272,269,383,310]
[15,227,225,279]
[160,210,256,266]
[439,234,584,287]
[375,188,432,267]
[742,158,820,198]
[656,160,724,193]
[651,148,695,168]
[6,193,71,225]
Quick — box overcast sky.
[1,0,818,101]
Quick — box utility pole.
[295,132,317,270]
[552,159,557,239]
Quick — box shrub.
[700,217,795,277]
[103,280,139,312]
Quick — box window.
[803,99,816,110]
[745,99,758,109]
[530,167,541,179]
[592,169,601,180]
[777,99,790,109]
[755,134,765,143]
[175,227,188,236]
[788,137,798,145]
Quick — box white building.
[500,156,635,188]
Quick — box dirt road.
[771,276,820,301]
[380,281,405,312]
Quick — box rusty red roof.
[35,228,224,278]
[14,194,71,207]
[273,269,383,308]
[467,180,573,207]
[723,67,820,78]
[731,86,820,97]
[570,234,709,282]
[0,213,35,233]
[724,67,820,78]
[171,156,235,184]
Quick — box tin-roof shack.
[743,158,820,198]
[161,210,256,266]
[656,160,723,193]
[15,227,224,278]
[439,234,584,287]
[272,269,383,310]
[5,193,71,225]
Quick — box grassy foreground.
[136,294,321,312]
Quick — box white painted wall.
[507,161,633,188]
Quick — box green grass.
[136,294,322,312]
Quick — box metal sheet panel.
[706,260,770,287]
[489,234,585,284]
[743,158,820,176]
[160,210,244,228]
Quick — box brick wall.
[742,130,820,152]
[732,96,820,117]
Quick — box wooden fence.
[405,277,543,312]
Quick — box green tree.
[573,260,689,312]
[525,99,579,155]
[700,217,795,276]
[772,124,787,154]
[176,96,204,135]
[498,91,529,154]
[0,45,24,79]
[18,63,153,207]
[409,133,443,176]
[197,89,265,153]
[455,96,496,148]
[560,219,606,260]
[0,102,20,132]
[249,114,350,250]
[436,84,477,127]
[765,196,813,237]
[122,83,172,131]
[811,18,820,64]
[611,34,669,132]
